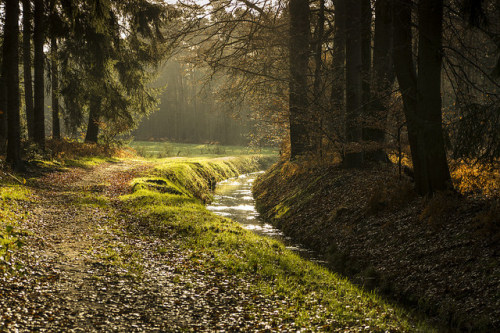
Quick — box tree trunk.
[330,0,346,134]
[392,0,451,195]
[364,0,395,161]
[311,0,325,154]
[4,0,23,169]
[392,0,421,186]
[23,0,35,141]
[361,0,371,115]
[51,36,60,139]
[85,96,101,143]
[344,0,363,167]
[33,0,45,148]
[416,0,451,194]
[289,0,311,160]
[0,75,7,152]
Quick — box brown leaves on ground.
[254,161,500,331]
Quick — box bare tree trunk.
[330,0,346,135]
[361,0,371,114]
[34,0,45,148]
[23,0,35,141]
[312,0,325,155]
[4,0,23,169]
[392,0,451,195]
[344,0,363,167]
[289,0,311,159]
[364,0,395,161]
[51,36,60,139]
[0,75,7,152]
[392,0,421,182]
[416,0,451,194]
[85,96,101,143]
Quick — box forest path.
[1,160,291,331]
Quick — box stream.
[206,172,325,263]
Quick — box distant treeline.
[133,60,251,146]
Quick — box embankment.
[253,161,499,332]
[119,155,428,331]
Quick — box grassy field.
[129,141,277,158]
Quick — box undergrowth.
[120,156,429,331]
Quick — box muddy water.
[206,172,325,263]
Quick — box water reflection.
[207,172,326,263]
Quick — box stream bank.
[120,155,428,331]
[2,155,429,331]
[253,160,500,332]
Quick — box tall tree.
[311,0,325,154]
[3,0,23,169]
[363,0,395,161]
[344,0,363,167]
[415,0,451,193]
[361,0,371,115]
[289,0,311,159]
[0,74,6,152]
[392,0,452,195]
[51,36,60,139]
[49,0,60,139]
[330,0,346,140]
[23,0,35,140]
[33,0,45,147]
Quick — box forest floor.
[1,157,429,332]
[254,161,500,332]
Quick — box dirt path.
[0,161,297,332]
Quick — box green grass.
[129,141,277,158]
[0,181,31,273]
[31,156,118,170]
[120,156,432,331]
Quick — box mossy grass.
[121,156,432,331]
[0,179,31,273]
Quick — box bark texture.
[364,0,395,161]
[85,96,101,143]
[4,0,22,168]
[392,0,451,195]
[289,0,311,159]
[344,0,363,168]
[23,0,35,140]
[51,36,61,139]
[34,0,45,148]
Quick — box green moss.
[0,183,30,273]
[0,185,31,201]
[72,193,109,208]
[64,157,118,168]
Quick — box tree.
[33,0,45,148]
[51,36,60,139]
[55,0,173,143]
[392,0,452,195]
[363,0,395,162]
[289,0,311,159]
[344,0,363,167]
[23,0,35,141]
[3,0,23,169]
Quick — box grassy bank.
[120,155,429,331]
[253,161,499,331]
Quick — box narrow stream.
[206,172,325,263]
